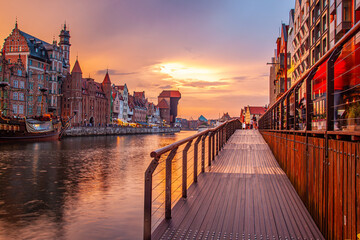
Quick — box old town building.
[133,91,147,123]
[0,54,27,117]
[114,84,129,121]
[62,59,111,126]
[157,90,181,125]
[2,22,70,116]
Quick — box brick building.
[2,22,70,116]
[157,90,181,126]
[62,59,111,126]
[0,54,27,117]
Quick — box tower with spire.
[59,23,71,71]
[102,70,112,123]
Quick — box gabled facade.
[157,90,181,125]
[2,22,70,116]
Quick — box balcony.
[336,21,353,39]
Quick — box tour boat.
[0,114,63,143]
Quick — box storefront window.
[311,60,327,130]
[333,33,360,131]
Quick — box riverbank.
[63,126,180,137]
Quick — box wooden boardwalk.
[152,130,324,240]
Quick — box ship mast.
[0,49,10,116]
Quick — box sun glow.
[154,62,219,82]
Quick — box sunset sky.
[0,0,293,119]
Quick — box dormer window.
[35,48,38,53]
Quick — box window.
[19,46,22,51]
[337,3,343,26]
[17,69,22,76]
[28,106,33,115]
[19,93,24,101]
[28,96,33,102]
[29,71,32,78]
[13,92,18,100]
[13,105,17,114]
[29,82,33,90]
[37,96,42,102]
[14,80,18,88]
[9,46,12,52]
[19,105,24,114]
[38,74,41,80]
[37,107,41,115]
[29,59,32,66]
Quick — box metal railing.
[143,119,241,240]
[259,19,360,133]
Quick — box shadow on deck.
[152,130,324,240]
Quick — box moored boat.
[0,115,62,143]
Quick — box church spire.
[15,17,18,29]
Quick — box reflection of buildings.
[157,90,181,126]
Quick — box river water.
[0,131,196,240]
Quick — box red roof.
[71,59,82,74]
[102,71,111,85]
[157,99,169,109]
[158,90,181,98]
[246,106,267,115]
[134,91,145,99]
[114,85,125,90]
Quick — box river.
[0,131,196,240]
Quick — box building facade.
[2,22,70,117]
[157,90,181,125]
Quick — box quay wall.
[63,127,180,137]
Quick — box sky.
[0,0,294,119]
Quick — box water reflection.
[0,131,196,240]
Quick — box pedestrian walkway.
[152,130,324,240]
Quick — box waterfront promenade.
[152,130,324,239]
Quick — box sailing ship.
[0,114,62,142]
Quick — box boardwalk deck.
[152,130,324,240]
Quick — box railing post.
[182,140,193,198]
[165,148,178,219]
[193,136,202,183]
[306,69,317,131]
[216,130,219,156]
[201,135,206,172]
[144,157,160,240]
[208,132,212,166]
[326,46,342,132]
[212,132,215,161]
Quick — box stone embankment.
[63,126,180,137]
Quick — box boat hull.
[0,130,60,143]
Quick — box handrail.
[144,118,242,240]
[261,19,360,120]
[150,120,233,158]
